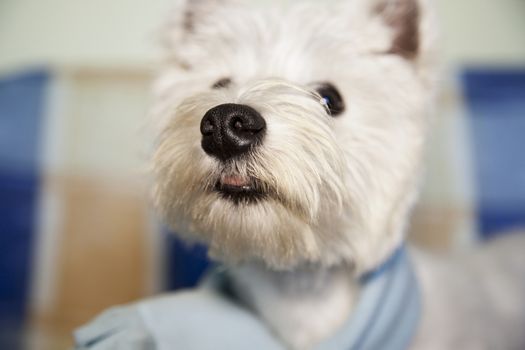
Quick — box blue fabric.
[74,247,420,350]
[75,282,285,350]
[0,69,48,174]
[462,69,525,239]
[0,69,48,350]
[0,173,39,320]
[359,246,405,284]
[164,233,211,290]
[317,246,420,350]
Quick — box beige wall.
[0,0,173,72]
[436,0,525,65]
[1,0,524,73]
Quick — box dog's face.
[153,0,437,271]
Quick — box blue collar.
[203,246,421,350]
[316,246,421,350]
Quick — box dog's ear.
[371,0,439,85]
[374,0,420,60]
[160,0,238,67]
[177,0,231,34]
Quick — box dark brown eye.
[212,78,232,89]
[316,83,345,117]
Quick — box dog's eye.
[316,83,345,117]
[212,78,232,89]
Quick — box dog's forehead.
[185,2,391,83]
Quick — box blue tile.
[0,70,49,175]
[164,232,211,290]
[0,69,48,330]
[462,69,525,239]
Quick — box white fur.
[151,0,525,349]
[413,233,525,350]
[154,0,436,272]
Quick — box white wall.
[0,0,173,72]
[1,0,524,73]
[436,0,525,65]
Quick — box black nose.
[200,103,266,160]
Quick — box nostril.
[230,115,265,135]
[231,117,243,131]
[201,117,215,136]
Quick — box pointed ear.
[177,0,229,34]
[374,0,420,60]
[161,0,236,63]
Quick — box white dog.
[75,0,525,349]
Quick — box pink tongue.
[222,175,250,187]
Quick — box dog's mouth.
[214,174,266,204]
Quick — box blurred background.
[0,0,524,349]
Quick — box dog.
[74,0,525,349]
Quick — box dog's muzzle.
[200,103,266,161]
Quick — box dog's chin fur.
[152,0,438,273]
[154,80,348,269]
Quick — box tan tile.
[35,175,151,337]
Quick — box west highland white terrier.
[75,0,525,349]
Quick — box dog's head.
[152,0,438,272]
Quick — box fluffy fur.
[151,0,525,349]
[153,0,437,272]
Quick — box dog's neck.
[229,262,359,349]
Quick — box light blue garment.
[74,246,420,350]
[74,288,284,350]
[316,247,421,350]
